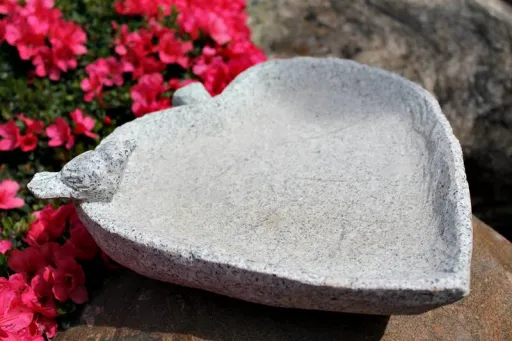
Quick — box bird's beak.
[27,172,75,199]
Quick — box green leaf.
[57,301,77,315]
[1,217,13,231]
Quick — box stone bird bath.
[28,57,472,315]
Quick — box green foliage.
[0,0,144,235]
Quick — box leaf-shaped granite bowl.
[28,57,472,315]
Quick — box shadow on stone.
[71,270,389,341]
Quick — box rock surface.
[55,217,512,341]
[248,0,512,239]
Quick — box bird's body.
[28,138,136,202]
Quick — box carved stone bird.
[28,138,136,202]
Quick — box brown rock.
[247,0,512,239]
[55,217,512,341]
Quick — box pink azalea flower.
[27,267,58,319]
[2,0,84,81]
[0,299,34,339]
[61,214,98,260]
[80,67,105,102]
[49,20,86,56]
[0,19,6,43]
[0,120,20,151]
[45,117,74,149]
[224,42,266,77]
[50,44,78,73]
[52,257,87,304]
[157,31,193,68]
[0,239,12,254]
[19,134,38,152]
[34,19,86,80]
[0,272,55,340]
[26,203,74,246]
[7,247,48,276]
[193,55,230,95]
[81,57,124,102]
[81,80,101,102]
[30,267,54,301]
[114,0,165,17]
[130,73,170,117]
[0,179,24,210]
[23,0,56,14]
[0,221,12,257]
[0,0,19,15]
[92,57,122,86]
[70,109,98,139]
[0,274,35,339]
[22,0,61,37]
[104,57,124,86]
[112,23,132,56]
[132,55,165,79]
[202,45,217,57]
[176,6,203,40]
[206,12,231,45]
[4,15,46,60]
[147,18,165,38]
[112,25,164,78]
[17,114,44,134]
[30,315,57,339]
[32,46,61,80]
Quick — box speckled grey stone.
[28,138,136,202]
[28,57,472,315]
[172,82,212,107]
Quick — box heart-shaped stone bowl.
[28,57,472,315]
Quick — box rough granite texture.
[172,82,212,107]
[30,57,473,315]
[28,139,136,202]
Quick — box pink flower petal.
[0,179,25,209]
[51,283,68,302]
[0,197,24,210]
[0,240,12,254]
[80,79,91,92]
[84,131,98,139]
[65,135,75,149]
[0,180,19,195]
[0,308,34,333]
[82,116,95,130]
